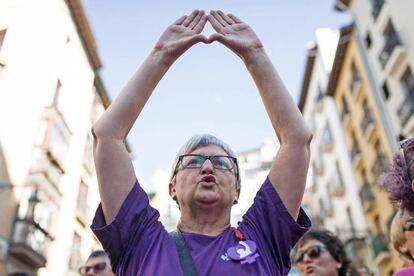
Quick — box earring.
[233,199,238,204]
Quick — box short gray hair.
[169,134,241,188]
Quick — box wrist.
[242,47,267,66]
[149,48,175,70]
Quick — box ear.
[399,244,409,254]
[169,182,176,199]
[235,187,241,201]
[411,179,414,192]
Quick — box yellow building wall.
[332,36,401,275]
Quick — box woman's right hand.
[154,10,208,65]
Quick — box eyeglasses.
[172,154,238,178]
[400,138,411,171]
[403,218,414,232]
[295,245,329,264]
[78,262,107,275]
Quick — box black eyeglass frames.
[171,154,238,179]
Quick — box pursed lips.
[199,175,217,184]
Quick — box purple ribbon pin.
[227,240,260,264]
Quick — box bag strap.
[170,230,198,276]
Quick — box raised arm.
[208,11,312,220]
[92,10,208,224]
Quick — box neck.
[177,206,231,236]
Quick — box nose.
[200,158,214,174]
[302,253,312,263]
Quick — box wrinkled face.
[296,239,341,276]
[401,218,414,258]
[169,145,239,210]
[83,256,114,276]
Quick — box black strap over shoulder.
[170,230,198,276]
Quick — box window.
[83,135,94,174]
[347,207,355,234]
[398,67,414,125]
[52,79,62,107]
[361,98,375,134]
[373,140,388,180]
[401,67,414,95]
[322,124,333,151]
[68,232,82,271]
[371,0,385,20]
[382,81,390,100]
[316,85,324,102]
[0,29,6,55]
[350,62,361,94]
[77,180,88,211]
[335,161,345,189]
[379,21,401,68]
[0,29,6,78]
[350,132,361,161]
[341,95,350,123]
[365,32,372,49]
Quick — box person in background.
[381,138,414,275]
[294,229,356,276]
[389,209,414,275]
[78,250,114,276]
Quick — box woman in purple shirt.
[91,10,312,275]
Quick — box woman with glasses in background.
[294,230,357,276]
[382,137,414,275]
[90,9,312,276]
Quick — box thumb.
[188,34,209,45]
[207,33,227,44]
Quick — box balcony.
[75,201,90,228]
[372,153,389,181]
[398,91,414,127]
[361,114,375,141]
[379,31,401,69]
[351,143,362,168]
[372,233,391,265]
[371,0,385,20]
[350,80,362,99]
[314,159,324,176]
[9,218,53,269]
[322,126,334,152]
[359,183,375,212]
[39,106,72,173]
[332,178,345,197]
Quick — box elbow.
[283,127,313,146]
[91,121,124,142]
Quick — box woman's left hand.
[207,11,263,61]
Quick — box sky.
[82,0,351,191]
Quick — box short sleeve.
[90,180,160,271]
[239,177,311,274]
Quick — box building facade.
[231,138,278,225]
[298,27,377,271]
[335,0,414,146]
[326,24,399,275]
[0,0,118,275]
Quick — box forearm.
[92,50,172,141]
[243,49,311,144]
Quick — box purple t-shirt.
[395,265,414,276]
[91,177,311,275]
